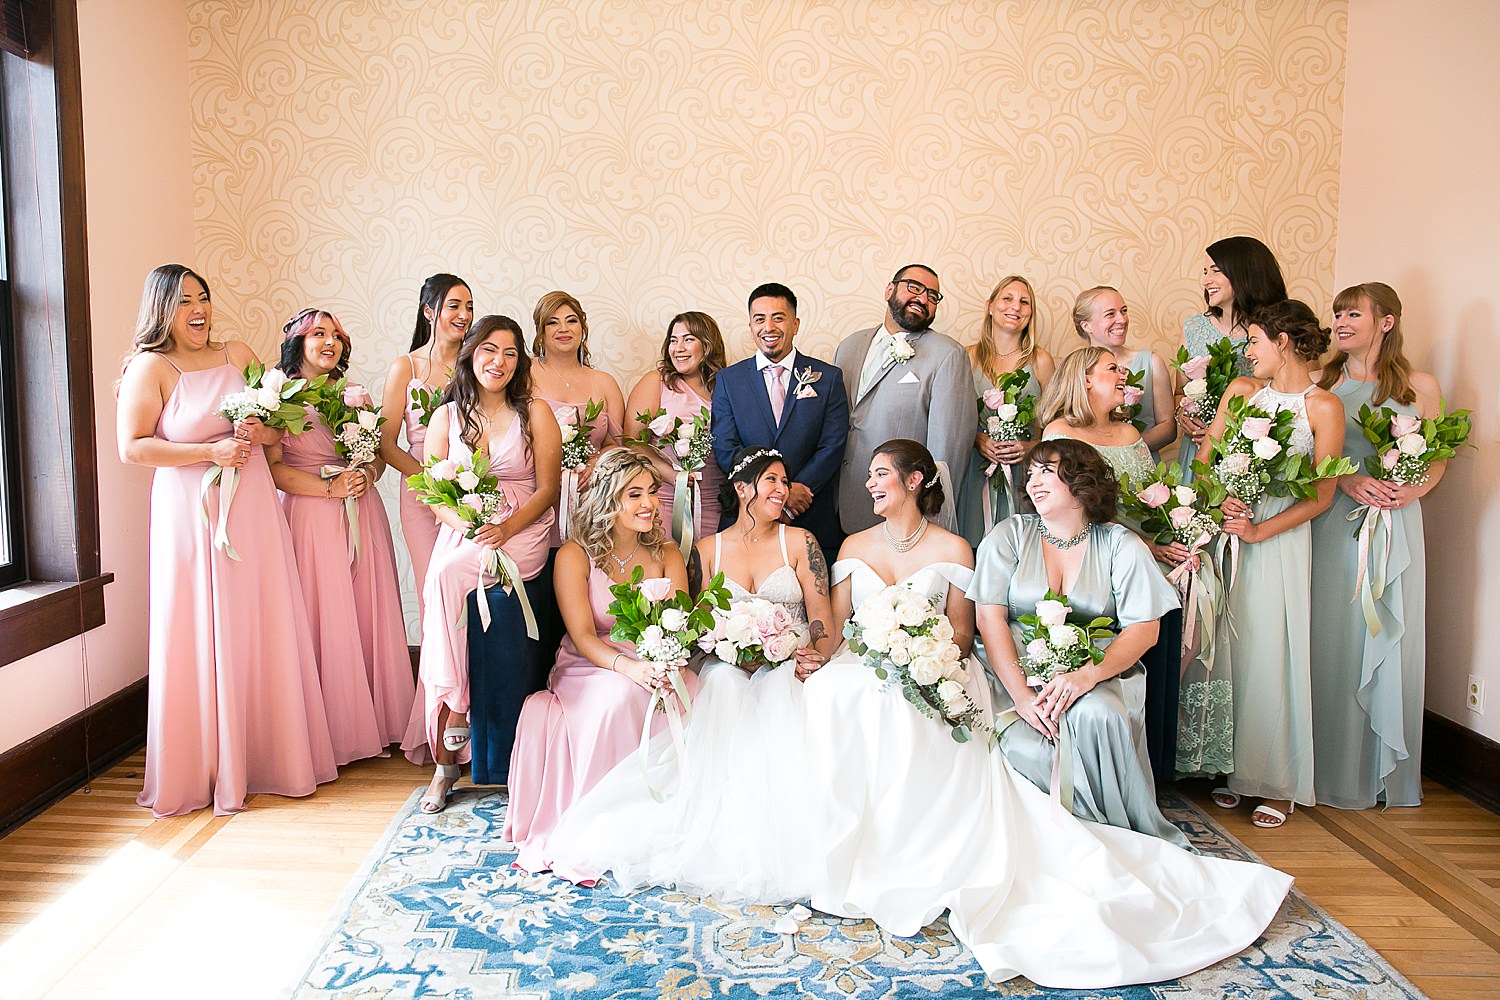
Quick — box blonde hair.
[1071,285,1121,342]
[1037,346,1113,428]
[569,448,666,568]
[1317,282,1415,406]
[973,274,1039,383]
[531,290,591,366]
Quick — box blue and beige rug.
[291,788,1424,998]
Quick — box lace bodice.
[713,526,807,626]
[1250,385,1315,456]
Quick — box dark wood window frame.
[0,0,112,670]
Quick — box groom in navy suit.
[712,282,849,563]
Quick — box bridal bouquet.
[844,585,989,744]
[1355,402,1472,487]
[204,364,326,559]
[406,453,534,635]
[698,598,807,673]
[557,398,605,473]
[1118,366,1147,431]
[630,406,714,557]
[312,378,385,565]
[1017,591,1114,686]
[1174,338,1242,424]
[1119,462,1227,548]
[1199,396,1354,505]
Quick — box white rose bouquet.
[1173,337,1242,424]
[844,585,989,744]
[698,597,808,674]
[630,405,714,557]
[203,363,326,559]
[557,398,606,473]
[1015,590,1114,687]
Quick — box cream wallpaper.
[186,0,1348,632]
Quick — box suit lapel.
[858,332,921,405]
[745,362,779,438]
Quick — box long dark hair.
[409,272,470,351]
[719,447,787,534]
[1204,236,1287,329]
[442,315,533,454]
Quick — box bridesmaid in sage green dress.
[972,438,1185,847]
[958,275,1054,547]
[1310,283,1445,809]
[1199,301,1345,829]
[1173,237,1287,480]
[1071,286,1175,461]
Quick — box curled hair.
[1248,299,1330,362]
[872,438,945,519]
[120,263,210,376]
[1036,346,1113,428]
[747,282,797,313]
[658,311,727,394]
[974,274,1040,381]
[277,308,351,379]
[1024,439,1118,524]
[442,315,533,454]
[410,273,470,352]
[718,447,787,528]
[1204,236,1287,328]
[1318,282,1415,405]
[1071,285,1121,341]
[531,290,591,366]
[570,447,667,568]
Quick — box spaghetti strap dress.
[398,377,442,616]
[654,381,722,549]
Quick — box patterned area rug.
[291,788,1424,999]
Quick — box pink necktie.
[768,365,786,425]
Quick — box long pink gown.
[139,362,337,818]
[505,565,700,878]
[401,402,555,763]
[654,380,722,543]
[279,404,417,764]
[398,377,442,616]
[540,396,618,547]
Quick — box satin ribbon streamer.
[558,467,579,541]
[995,703,1075,824]
[320,464,363,568]
[1349,504,1392,637]
[466,546,539,639]
[1167,531,1220,671]
[199,465,242,561]
[980,461,1017,531]
[639,666,694,803]
[670,468,697,561]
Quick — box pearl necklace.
[1039,520,1090,549]
[882,517,928,553]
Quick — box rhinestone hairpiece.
[728,448,782,479]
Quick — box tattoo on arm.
[804,534,829,596]
[688,547,703,595]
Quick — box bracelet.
[325,479,333,499]
[610,653,624,672]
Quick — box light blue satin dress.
[1309,376,1426,808]
[958,363,1040,548]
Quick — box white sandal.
[1251,802,1293,828]
[419,763,461,814]
[442,725,471,752]
[1210,787,1241,809]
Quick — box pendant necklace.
[609,538,641,573]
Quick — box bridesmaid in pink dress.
[624,311,727,554]
[267,308,416,764]
[378,274,473,620]
[506,448,699,876]
[115,264,336,817]
[403,315,561,811]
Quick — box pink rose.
[1121,385,1144,407]
[429,458,460,481]
[673,438,692,458]
[981,387,1005,410]
[342,383,373,408]
[1381,448,1400,470]
[639,577,673,603]
[1390,413,1421,438]
[556,405,578,426]
[1180,355,1210,380]
[1240,416,1272,440]
[1136,482,1171,508]
[1025,638,1050,659]
[648,413,677,438]
[1168,506,1196,530]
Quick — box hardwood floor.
[1,755,1497,999]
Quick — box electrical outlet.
[1467,675,1486,714]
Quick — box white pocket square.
[898,371,920,385]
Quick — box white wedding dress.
[545,556,1293,990]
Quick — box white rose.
[887,630,912,656]
[639,624,665,649]
[648,413,676,438]
[714,640,737,662]
[559,423,578,444]
[861,628,891,653]
[1048,624,1080,648]
[659,608,687,632]
[256,386,281,410]
[938,642,962,665]
[858,604,898,635]
[996,402,1019,422]
[1397,432,1425,456]
[676,422,695,441]
[930,617,954,643]
[1035,599,1067,628]
[1219,453,1252,476]
[456,469,481,491]
[1172,485,1197,507]
[356,409,379,430]
[889,644,913,666]
[908,636,941,661]
[908,656,943,685]
[726,615,756,646]
[1183,378,1208,399]
[895,599,928,628]
[937,678,968,708]
[1251,437,1282,461]
[260,368,288,392]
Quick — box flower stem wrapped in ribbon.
[313,377,384,568]
[607,566,731,801]
[1346,401,1472,635]
[405,451,537,638]
[205,363,326,560]
[1174,337,1243,426]
[977,369,1038,527]
[630,405,714,560]
[844,584,991,745]
[555,398,605,539]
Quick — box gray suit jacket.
[834,325,977,534]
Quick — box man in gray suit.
[834,263,976,534]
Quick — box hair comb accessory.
[728,448,782,479]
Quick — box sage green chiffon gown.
[1309,376,1426,808]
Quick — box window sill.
[0,573,113,668]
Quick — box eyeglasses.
[896,278,943,304]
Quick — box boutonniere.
[793,366,821,399]
[888,334,916,365]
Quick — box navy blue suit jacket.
[711,353,849,551]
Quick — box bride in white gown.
[546,441,1292,990]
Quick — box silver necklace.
[882,517,928,553]
[1039,520,1090,549]
[609,538,641,573]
